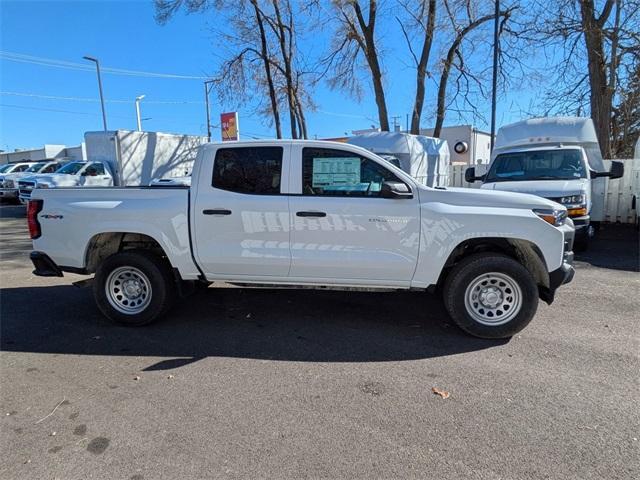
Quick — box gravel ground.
[1,203,638,480]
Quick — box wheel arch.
[84,232,169,274]
[436,237,550,292]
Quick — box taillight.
[27,200,43,239]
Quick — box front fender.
[411,202,566,288]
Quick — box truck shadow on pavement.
[0,285,507,367]
[574,224,639,272]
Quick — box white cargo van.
[465,117,624,249]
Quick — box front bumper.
[539,249,575,304]
[571,215,592,239]
[0,188,18,198]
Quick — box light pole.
[83,55,108,131]
[489,0,500,152]
[204,80,214,142]
[135,95,146,131]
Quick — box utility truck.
[28,140,575,339]
[465,117,624,250]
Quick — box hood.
[2,171,34,182]
[31,174,80,187]
[480,178,588,199]
[429,186,563,211]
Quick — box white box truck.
[465,117,624,250]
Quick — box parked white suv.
[0,162,37,200]
[18,161,113,203]
[0,161,67,202]
[28,140,575,338]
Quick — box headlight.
[533,208,567,226]
[559,194,585,206]
[558,194,587,217]
[37,183,49,188]
[4,180,14,188]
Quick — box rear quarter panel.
[31,187,200,279]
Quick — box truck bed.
[31,186,201,279]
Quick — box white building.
[0,144,86,165]
[421,125,492,166]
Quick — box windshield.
[25,162,47,173]
[486,149,587,182]
[55,162,86,175]
[0,164,12,173]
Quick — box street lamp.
[204,80,214,142]
[83,55,108,131]
[135,95,146,131]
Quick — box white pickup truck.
[28,140,575,339]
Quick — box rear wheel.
[94,250,175,326]
[442,253,539,339]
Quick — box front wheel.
[442,253,539,339]
[94,250,175,326]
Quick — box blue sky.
[0,0,537,150]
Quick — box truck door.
[192,145,292,277]
[288,145,420,285]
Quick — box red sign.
[221,112,239,141]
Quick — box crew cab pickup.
[28,140,575,338]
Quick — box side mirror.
[609,161,624,179]
[465,167,484,183]
[381,181,413,199]
[591,161,624,179]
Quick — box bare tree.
[155,0,314,139]
[432,0,514,137]
[532,0,640,157]
[325,0,390,131]
[397,0,437,134]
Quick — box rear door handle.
[203,209,232,215]
[296,211,327,218]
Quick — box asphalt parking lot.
[1,203,638,480]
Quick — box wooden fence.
[448,159,639,224]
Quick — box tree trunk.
[272,0,298,139]
[579,0,614,158]
[353,1,389,131]
[252,1,282,139]
[410,0,436,135]
[433,11,506,138]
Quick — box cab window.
[302,147,404,197]
[83,163,106,176]
[212,147,283,195]
[42,163,60,173]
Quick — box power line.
[0,50,209,80]
[0,90,203,105]
[0,102,130,119]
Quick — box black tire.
[94,250,175,326]
[442,253,539,339]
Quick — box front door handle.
[296,211,327,218]
[203,209,232,215]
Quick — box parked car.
[18,161,113,203]
[28,140,575,339]
[465,117,623,250]
[0,160,67,202]
[0,162,37,201]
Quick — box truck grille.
[18,181,35,199]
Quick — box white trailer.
[84,130,206,186]
[347,132,450,187]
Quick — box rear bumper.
[30,251,88,277]
[30,251,63,277]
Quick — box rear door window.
[212,147,283,195]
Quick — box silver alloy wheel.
[464,272,522,326]
[105,266,152,315]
